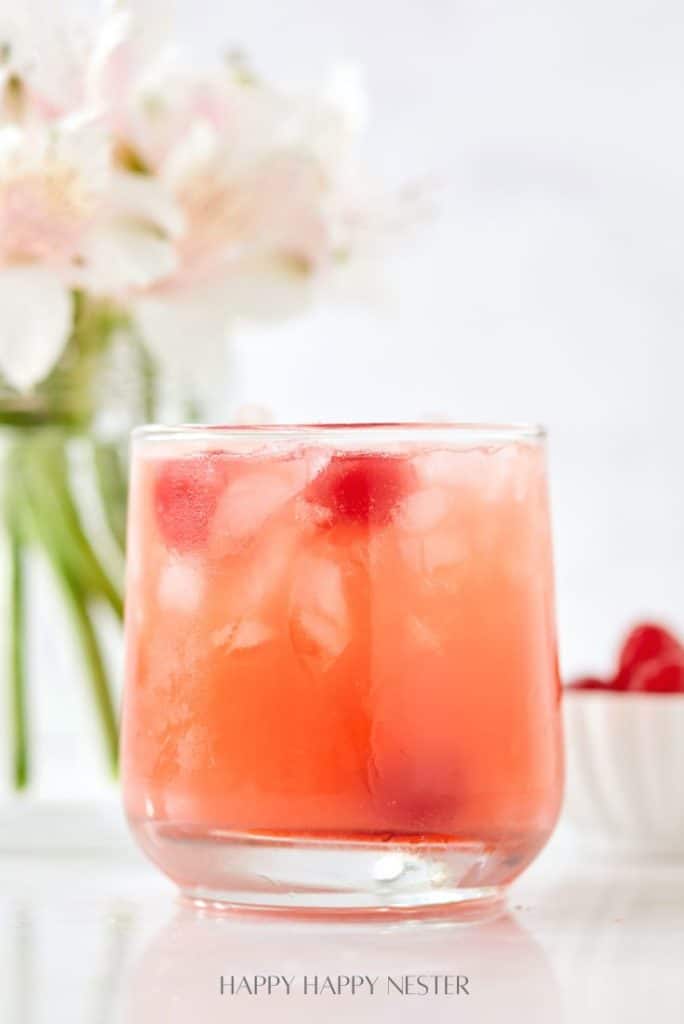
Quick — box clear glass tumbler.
[122,423,563,913]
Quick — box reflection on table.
[1,835,683,1023]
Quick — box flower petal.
[54,111,111,192]
[86,1,173,119]
[77,221,178,293]
[110,170,184,239]
[0,267,71,390]
[160,120,220,192]
[85,6,130,108]
[0,3,85,116]
[0,123,23,165]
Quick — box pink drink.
[122,424,563,912]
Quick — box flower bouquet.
[0,0,381,792]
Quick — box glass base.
[132,822,520,917]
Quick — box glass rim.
[133,421,547,445]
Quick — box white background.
[170,0,684,678]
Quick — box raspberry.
[306,453,415,527]
[626,653,684,694]
[154,454,229,550]
[614,622,681,689]
[566,677,607,691]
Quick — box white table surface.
[1,824,682,1024]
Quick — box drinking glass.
[122,423,563,913]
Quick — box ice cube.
[400,531,469,581]
[212,474,294,540]
[396,487,449,532]
[211,619,273,652]
[297,499,333,528]
[413,449,467,486]
[422,532,469,574]
[236,521,302,613]
[418,444,537,504]
[490,444,536,502]
[289,554,349,671]
[414,447,501,494]
[209,460,309,554]
[157,557,205,613]
[302,445,333,483]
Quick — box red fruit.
[626,653,684,694]
[306,453,415,527]
[370,755,463,833]
[566,677,608,692]
[614,622,681,689]
[154,455,229,550]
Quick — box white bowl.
[562,691,684,853]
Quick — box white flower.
[0,110,181,388]
[0,267,71,391]
[0,113,103,389]
[120,60,376,371]
[0,0,389,392]
[0,2,88,118]
[74,169,183,294]
[0,114,106,269]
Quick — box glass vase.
[0,295,216,849]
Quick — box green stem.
[137,338,158,423]
[23,439,123,622]
[58,570,119,778]
[0,292,141,787]
[18,440,120,776]
[8,523,29,789]
[93,443,128,555]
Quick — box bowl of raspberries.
[563,622,684,852]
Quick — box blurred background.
[174,0,684,679]
[3,0,684,800]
